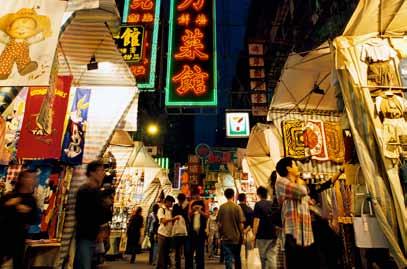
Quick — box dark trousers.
[285,234,316,269]
[173,236,192,269]
[191,232,205,269]
[0,243,24,269]
[222,242,241,269]
[157,235,171,269]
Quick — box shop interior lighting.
[87,55,98,71]
[312,84,325,95]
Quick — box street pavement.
[99,252,224,269]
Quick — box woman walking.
[146,204,160,265]
[126,207,144,264]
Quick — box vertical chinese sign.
[121,0,161,90]
[166,0,217,106]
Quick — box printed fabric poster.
[61,88,91,165]
[324,121,345,163]
[17,76,72,159]
[303,120,329,161]
[0,0,67,86]
[3,87,28,162]
[282,120,305,159]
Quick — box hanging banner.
[0,0,66,86]
[165,0,217,106]
[17,76,72,159]
[61,88,91,165]
[121,0,161,90]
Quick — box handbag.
[247,248,262,269]
[353,199,389,248]
[141,235,151,249]
[172,216,188,237]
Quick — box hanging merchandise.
[303,120,329,161]
[61,88,91,165]
[17,76,72,159]
[324,121,345,163]
[0,0,66,86]
[0,117,10,164]
[3,87,28,162]
[282,119,305,159]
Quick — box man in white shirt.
[157,195,178,269]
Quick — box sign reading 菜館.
[165,0,217,106]
[120,0,161,90]
[226,112,250,138]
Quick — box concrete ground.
[99,252,224,269]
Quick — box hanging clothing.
[360,38,397,63]
[367,61,399,96]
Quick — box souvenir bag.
[141,235,151,249]
[353,198,389,248]
[119,232,128,253]
[171,216,188,237]
[247,248,262,269]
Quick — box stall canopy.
[268,42,338,116]
[58,0,135,86]
[343,0,407,36]
[245,123,283,187]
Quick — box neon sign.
[121,0,161,90]
[166,0,217,106]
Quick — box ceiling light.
[87,55,98,71]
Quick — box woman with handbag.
[126,207,144,264]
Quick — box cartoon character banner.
[17,76,72,159]
[61,88,91,165]
[0,0,66,86]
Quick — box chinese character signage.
[121,0,161,90]
[248,42,268,116]
[117,26,145,62]
[226,112,250,138]
[166,0,217,106]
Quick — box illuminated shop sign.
[121,0,161,90]
[165,0,217,106]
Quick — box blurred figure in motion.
[74,160,106,269]
[126,207,144,264]
[146,204,160,265]
[0,169,38,269]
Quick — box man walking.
[275,157,314,269]
[238,193,253,233]
[172,193,191,269]
[74,160,107,269]
[217,188,245,269]
[252,186,277,269]
[190,193,208,269]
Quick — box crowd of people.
[0,157,398,269]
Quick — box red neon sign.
[172,65,209,96]
[177,0,205,11]
[174,28,209,61]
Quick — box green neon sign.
[165,0,218,106]
[122,0,161,90]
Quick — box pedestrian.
[217,188,245,269]
[157,195,178,269]
[275,157,315,269]
[206,207,219,258]
[252,186,277,269]
[146,203,160,265]
[126,207,144,264]
[0,169,38,269]
[190,193,209,269]
[172,193,191,269]
[74,160,107,269]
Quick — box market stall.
[332,0,407,266]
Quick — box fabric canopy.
[245,123,281,187]
[268,42,338,117]
[58,0,135,86]
[344,0,407,37]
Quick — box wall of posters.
[0,0,66,86]
[166,0,217,106]
[17,76,72,159]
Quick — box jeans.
[149,236,158,265]
[74,239,96,269]
[256,239,277,269]
[222,242,241,269]
[173,236,191,269]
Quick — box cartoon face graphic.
[8,17,38,39]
